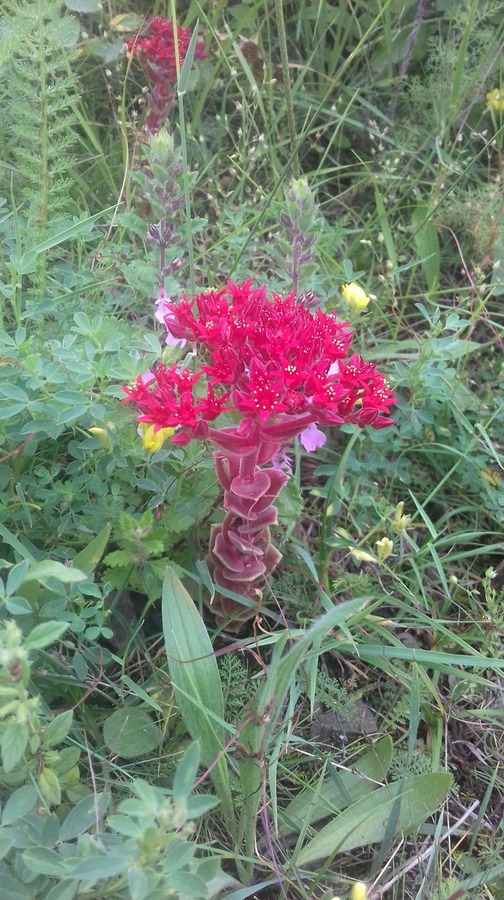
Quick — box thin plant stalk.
[274,0,300,179]
[170,0,196,297]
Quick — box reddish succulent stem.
[206,440,288,631]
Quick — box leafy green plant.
[0,559,87,805]
[1,0,82,301]
[0,741,236,900]
[0,1,501,897]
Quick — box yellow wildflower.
[351,884,368,900]
[486,88,504,112]
[139,423,175,452]
[375,536,394,561]
[341,282,371,311]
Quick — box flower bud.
[391,500,411,534]
[375,536,393,561]
[150,129,175,163]
[88,427,113,451]
[350,547,377,563]
[289,176,314,209]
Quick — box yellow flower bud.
[391,501,411,534]
[351,884,368,900]
[481,465,501,486]
[88,427,113,451]
[341,282,371,310]
[486,88,504,112]
[350,547,377,563]
[139,423,175,452]
[375,536,394,561]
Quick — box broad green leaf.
[163,837,195,871]
[173,741,201,804]
[0,834,13,860]
[25,621,68,650]
[22,846,66,876]
[411,201,440,291]
[103,707,161,759]
[68,855,127,880]
[128,867,148,900]
[0,874,31,899]
[5,596,32,615]
[297,772,453,864]
[0,384,28,402]
[46,881,78,900]
[275,476,303,525]
[0,403,27,420]
[280,736,393,834]
[38,768,62,806]
[53,746,81,776]
[59,793,109,842]
[2,784,37,824]
[2,723,28,773]
[185,795,220,818]
[6,560,30,596]
[43,710,73,748]
[72,524,111,573]
[167,872,208,896]
[23,561,86,585]
[162,566,235,830]
[72,651,89,681]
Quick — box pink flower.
[299,423,326,452]
[155,288,187,347]
[139,369,155,386]
[271,448,293,474]
[154,286,171,323]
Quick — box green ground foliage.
[0,0,503,897]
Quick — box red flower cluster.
[126,17,205,85]
[123,280,396,446]
[123,281,396,629]
[126,18,206,131]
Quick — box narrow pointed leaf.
[162,567,235,830]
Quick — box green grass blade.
[411,200,440,292]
